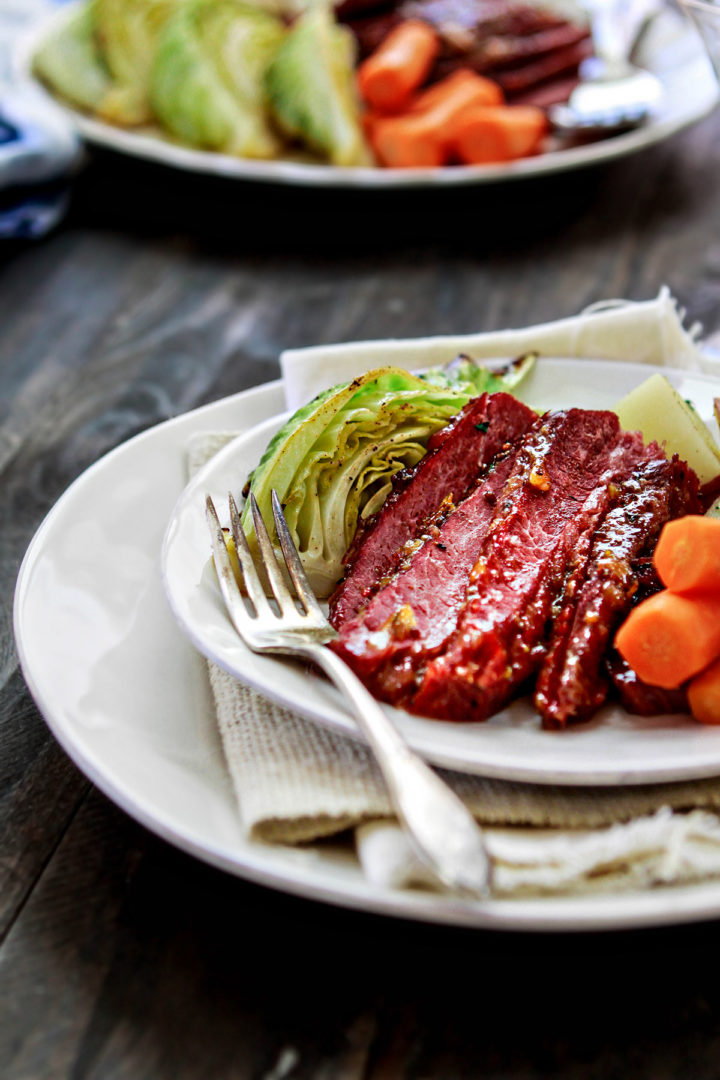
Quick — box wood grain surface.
[2,104,720,1078]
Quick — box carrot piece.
[614,589,720,689]
[450,104,548,165]
[369,113,447,167]
[357,20,440,112]
[653,515,720,594]
[688,655,720,723]
[408,69,504,113]
[368,70,504,168]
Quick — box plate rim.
[16,1,720,189]
[162,358,720,787]
[15,373,720,932]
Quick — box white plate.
[16,373,720,932]
[17,2,720,189]
[163,358,720,786]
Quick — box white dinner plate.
[15,370,720,932]
[163,357,720,786]
[17,1,720,189]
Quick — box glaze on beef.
[330,435,527,703]
[329,395,709,725]
[535,455,702,728]
[410,411,645,720]
[329,391,536,626]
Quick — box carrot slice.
[368,70,505,168]
[369,113,446,167]
[688,655,720,723]
[450,104,548,165]
[614,589,720,689]
[357,20,440,113]
[653,515,720,594]
[408,69,504,113]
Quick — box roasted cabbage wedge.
[94,0,184,125]
[264,3,369,166]
[243,357,536,596]
[33,0,112,112]
[150,0,285,156]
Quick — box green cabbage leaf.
[33,0,112,112]
[243,356,535,596]
[150,0,285,157]
[264,3,369,166]
[94,0,183,125]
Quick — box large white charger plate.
[13,368,720,932]
[17,1,720,188]
[163,357,720,786]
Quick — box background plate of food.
[17,0,720,187]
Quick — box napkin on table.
[0,1,81,238]
[190,290,720,896]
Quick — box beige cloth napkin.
[280,287,711,410]
[190,291,720,896]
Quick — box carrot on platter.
[369,70,504,168]
[688,655,720,723]
[653,515,720,594]
[450,104,548,165]
[614,589,720,689]
[357,19,440,112]
[409,69,504,113]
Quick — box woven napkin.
[190,290,720,896]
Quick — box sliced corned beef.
[329,390,536,626]
[410,409,639,720]
[535,454,703,728]
[606,653,690,717]
[330,437,527,704]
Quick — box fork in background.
[206,489,492,898]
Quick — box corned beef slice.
[535,454,703,728]
[606,653,690,717]
[411,409,641,720]
[329,391,537,626]
[330,438,526,704]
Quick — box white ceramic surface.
[17,2,720,189]
[15,372,720,931]
[163,358,720,786]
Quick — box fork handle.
[296,642,492,897]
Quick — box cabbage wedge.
[264,3,369,166]
[150,0,285,157]
[243,357,535,596]
[33,0,112,113]
[94,0,183,125]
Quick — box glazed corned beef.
[329,395,704,726]
[535,455,702,727]
[329,391,537,626]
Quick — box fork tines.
[205,490,323,622]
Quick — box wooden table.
[3,109,720,1077]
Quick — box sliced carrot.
[357,19,440,113]
[614,589,720,689]
[450,104,548,165]
[369,112,446,167]
[653,515,720,594]
[408,69,504,113]
[368,70,504,168]
[688,655,720,723]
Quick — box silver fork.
[206,489,492,898]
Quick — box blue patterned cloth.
[0,0,81,238]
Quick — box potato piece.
[614,374,720,484]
